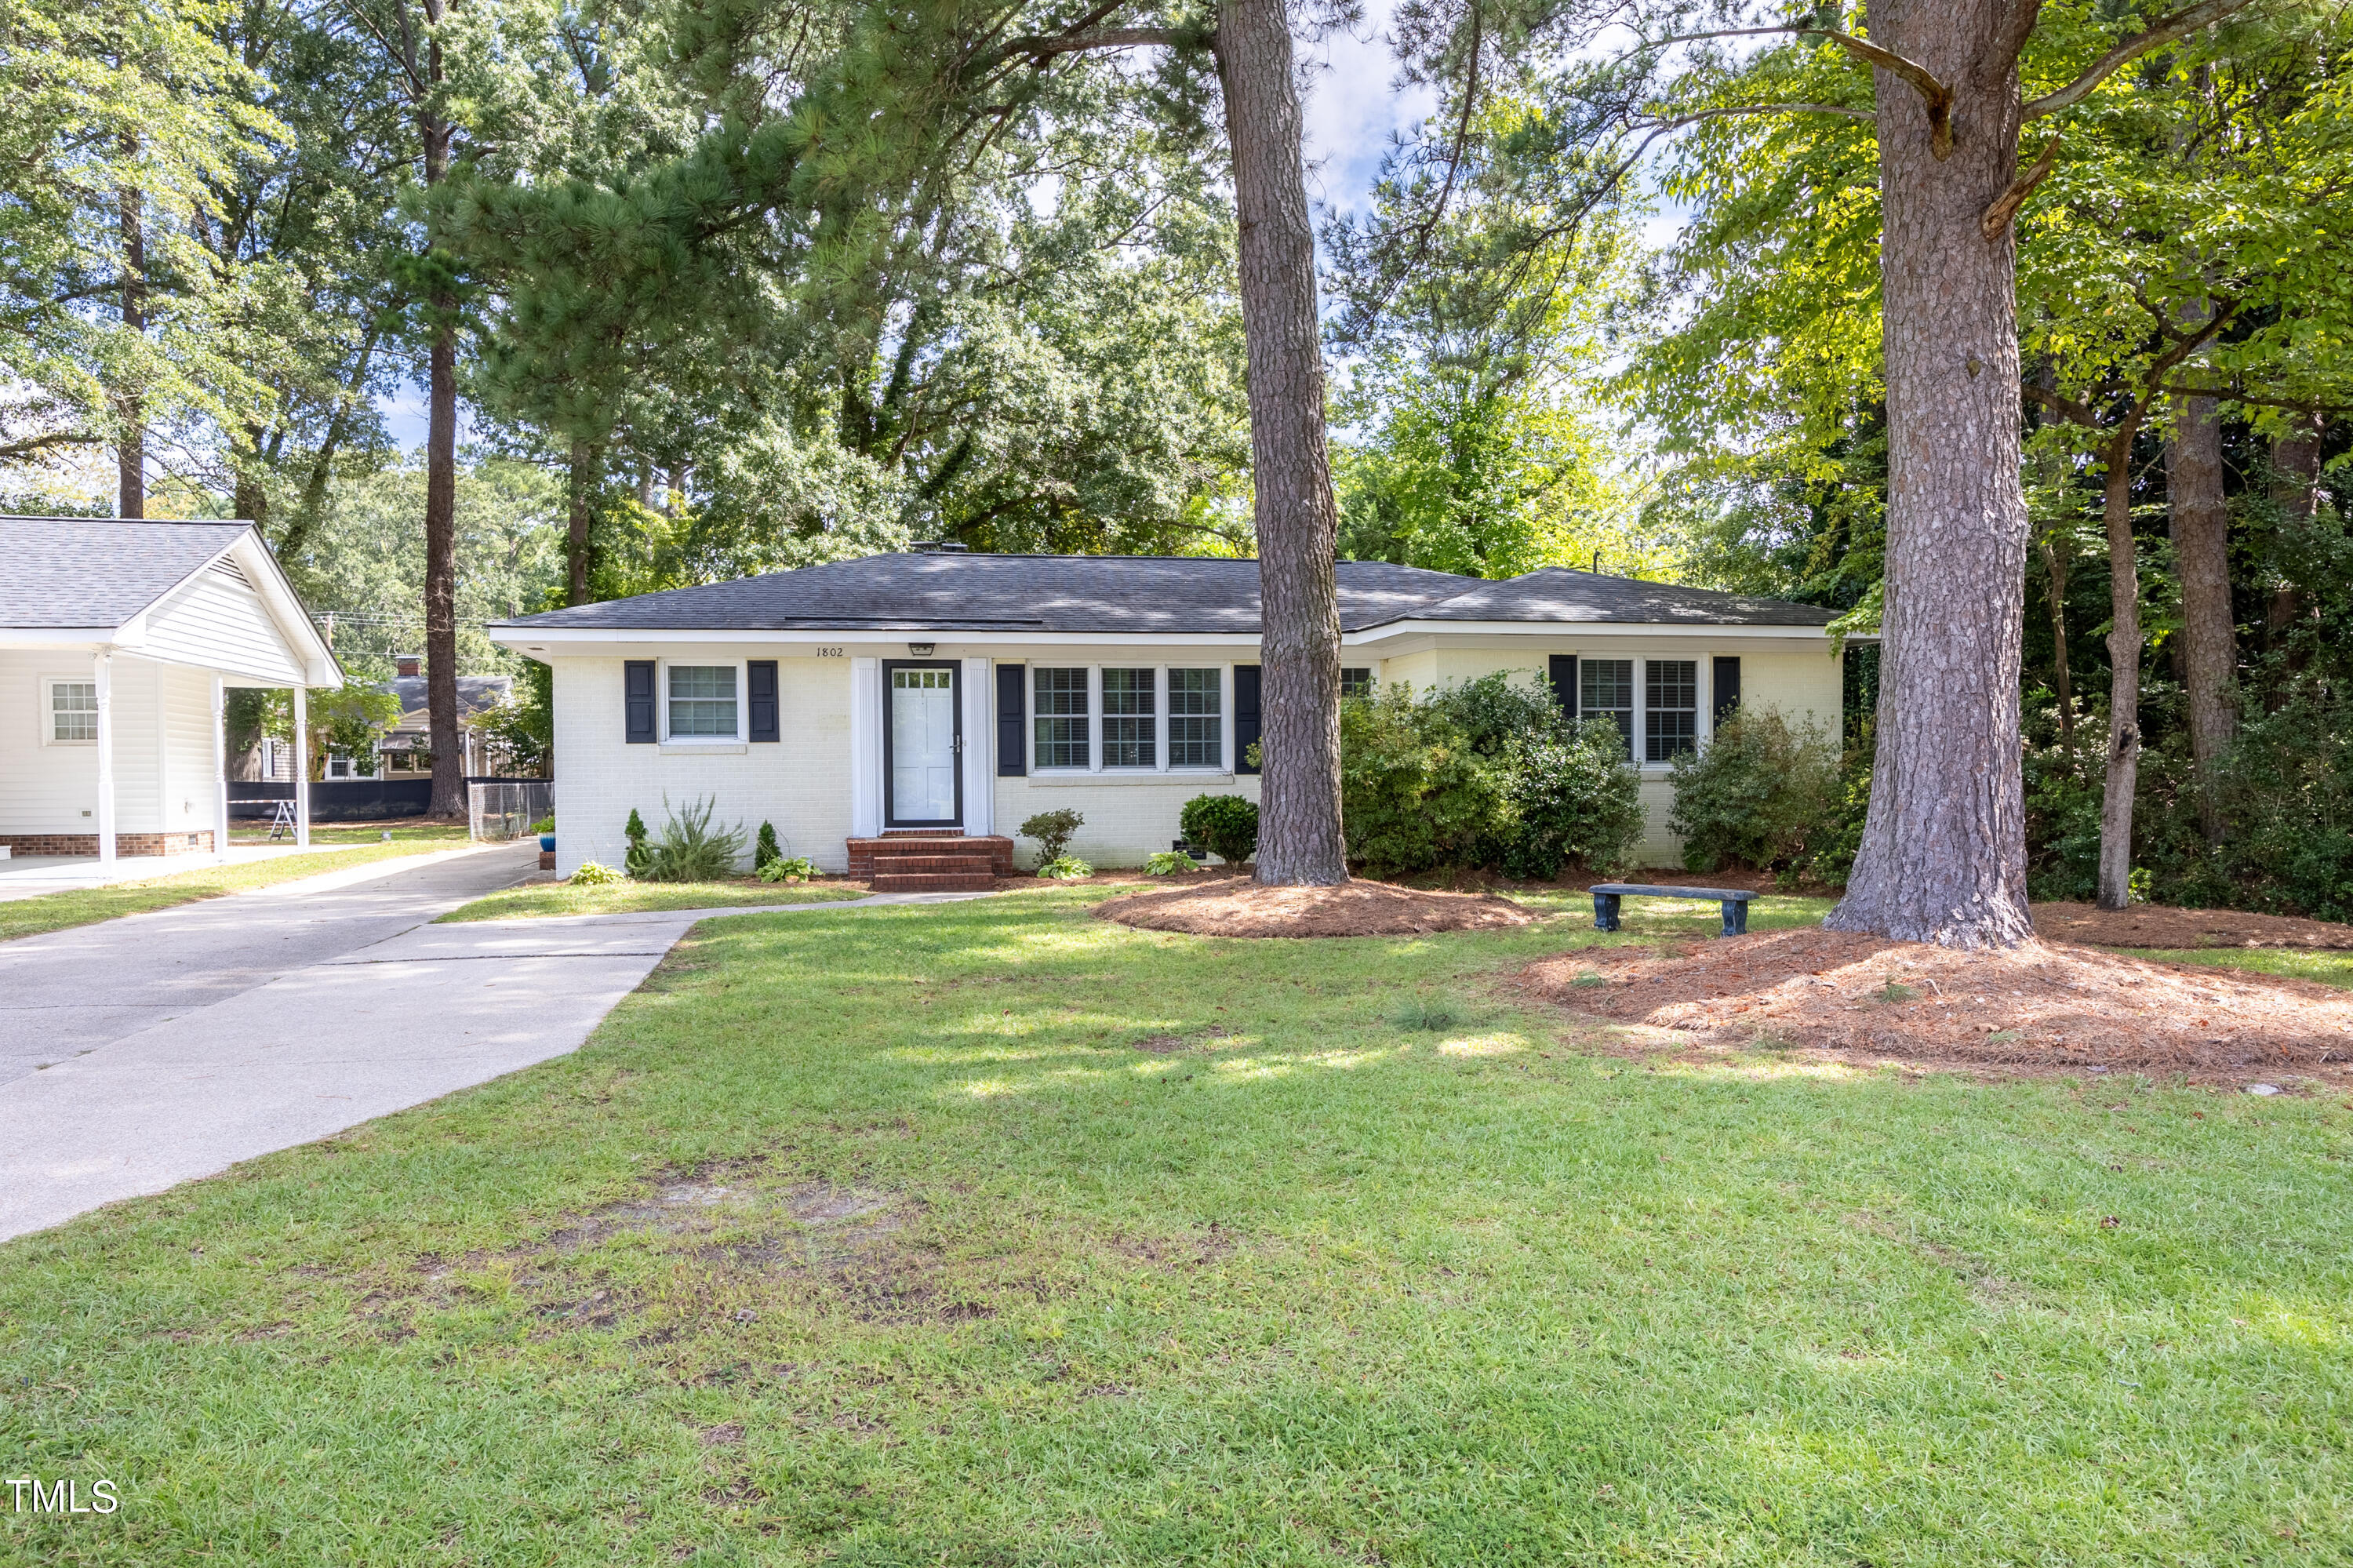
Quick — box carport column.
[290,683,311,848]
[211,674,228,860]
[849,657,881,839]
[94,650,116,869]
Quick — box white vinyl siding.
[136,563,307,684]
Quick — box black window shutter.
[624,660,656,744]
[1234,664,1262,774]
[996,663,1026,776]
[747,660,779,742]
[1548,654,1578,723]
[1712,656,1741,729]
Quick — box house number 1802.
[816,647,845,658]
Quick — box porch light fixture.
[907,642,936,657]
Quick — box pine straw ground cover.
[1096,876,1533,937]
[5,887,2351,1564]
[1521,929,2353,1082]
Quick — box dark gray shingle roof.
[490,553,1838,635]
[383,673,513,729]
[0,515,249,628]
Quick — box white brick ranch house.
[488,551,1845,881]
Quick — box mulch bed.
[2031,900,2353,950]
[1518,928,2353,1080]
[1096,879,1535,938]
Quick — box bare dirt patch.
[1096,879,1535,938]
[1519,927,2353,1079]
[2031,900,2353,950]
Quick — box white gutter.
[491,620,1840,653]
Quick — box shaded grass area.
[438,878,873,922]
[4,892,2348,1563]
[227,820,470,847]
[2129,946,2353,991]
[0,840,460,944]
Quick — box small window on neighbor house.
[1034,668,1089,769]
[1340,668,1374,700]
[1646,659,1698,763]
[667,665,737,737]
[1102,668,1156,768]
[1580,659,1633,759]
[1169,669,1222,768]
[49,680,96,743]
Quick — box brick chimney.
[395,655,420,678]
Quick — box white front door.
[888,665,959,824]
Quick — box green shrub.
[1666,709,1842,875]
[638,796,747,882]
[758,854,820,884]
[1179,794,1259,864]
[531,815,555,835]
[1500,720,1645,879]
[1144,850,1197,875]
[623,808,649,878]
[1019,809,1084,866]
[1037,854,1093,881]
[1339,684,1504,875]
[1421,671,1566,756]
[755,821,781,870]
[568,860,623,886]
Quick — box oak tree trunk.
[117,167,144,519]
[1215,0,1347,886]
[1827,0,2034,948]
[2166,387,2233,842]
[423,91,465,819]
[2095,425,2143,911]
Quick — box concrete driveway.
[0,848,990,1243]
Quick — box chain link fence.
[469,780,555,842]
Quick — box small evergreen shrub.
[758,855,820,884]
[1019,809,1084,866]
[755,820,782,871]
[638,796,748,882]
[1666,710,1841,875]
[1179,794,1260,864]
[568,860,623,886]
[623,808,649,878]
[1144,850,1197,875]
[1036,854,1093,881]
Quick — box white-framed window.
[1339,667,1375,700]
[1169,668,1223,768]
[1028,664,1230,773]
[664,663,740,740]
[1580,658,1634,759]
[45,678,96,744]
[1646,659,1698,763]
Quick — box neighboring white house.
[492,551,1846,878]
[1,516,341,864]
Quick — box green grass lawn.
[438,878,876,922]
[2124,947,2353,991]
[0,839,467,945]
[227,820,471,847]
[5,890,2348,1564]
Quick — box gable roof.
[383,673,513,729]
[491,553,1838,636]
[0,515,255,629]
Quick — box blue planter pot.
[539,834,556,852]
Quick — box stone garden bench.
[1588,882,1758,937]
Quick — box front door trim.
[881,660,964,829]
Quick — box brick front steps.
[847,833,1011,893]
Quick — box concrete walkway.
[0,851,989,1243]
[0,841,371,902]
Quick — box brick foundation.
[0,831,215,858]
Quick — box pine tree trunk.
[1215,0,1346,886]
[2166,387,2232,842]
[2095,424,2143,911]
[1826,0,2033,948]
[567,439,597,606]
[422,90,465,819]
[117,164,144,519]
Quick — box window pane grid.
[51,681,96,742]
[1169,668,1221,767]
[1646,659,1698,763]
[1035,668,1089,769]
[1340,668,1373,700]
[1103,668,1155,768]
[1580,659,1634,759]
[667,665,737,737]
